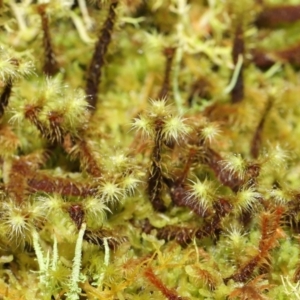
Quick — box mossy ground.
[1,0,300,299]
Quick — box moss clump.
[1,0,300,299]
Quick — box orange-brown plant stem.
[144,267,188,300]
[224,207,284,283]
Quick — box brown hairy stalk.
[252,43,300,69]
[165,177,210,217]
[151,198,232,245]
[37,4,59,76]
[7,158,35,203]
[85,1,118,110]
[27,173,97,197]
[158,47,176,99]
[231,24,244,104]
[224,207,284,284]
[83,228,128,250]
[203,147,243,192]
[24,104,47,138]
[0,79,13,118]
[251,100,273,158]
[68,204,85,229]
[77,140,102,177]
[164,149,210,217]
[202,147,261,192]
[47,110,64,143]
[293,263,300,283]
[251,49,275,70]
[144,267,188,300]
[25,104,68,144]
[147,120,167,212]
[190,265,218,291]
[187,77,212,107]
[228,274,272,299]
[256,5,300,28]
[277,43,300,67]
[7,153,47,203]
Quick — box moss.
[1,0,300,299]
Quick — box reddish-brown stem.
[47,110,64,143]
[203,147,243,192]
[251,49,275,69]
[277,43,300,67]
[148,121,167,212]
[224,207,284,284]
[158,47,176,99]
[256,5,300,28]
[37,4,59,76]
[27,173,97,197]
[151,198,232,245]
[68,204,85,229]
[77,140,102,177]
[0,79,13,118]
[144,267,187,300]
[251,100,272,158]
[83,228,128,250]
[7,158,35,203]
[231,24,244,104]
[164,148,209,216]
[24,104,47,138]
[187,77,212,107]
[164,177,210,217]
[85,1,118,110]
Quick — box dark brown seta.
[7,157,35,203]
[158,47,176,99]
[77,140,102,177]
[68,204,85,229]
[187,77,212,107]
[203,147,243,192]
[150,198,232,245]
[0,79,13,118]
[231,24,244,104]
[85,1,118,110]
[277,43,300,67]
[251,49,275,69]
[147,120,167,212]
[37,4,59,76]
[83,228,128,250]
[251,100,272,158]
[27,173,98,197]
[164,149,210,216]
[256,5,300,28]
